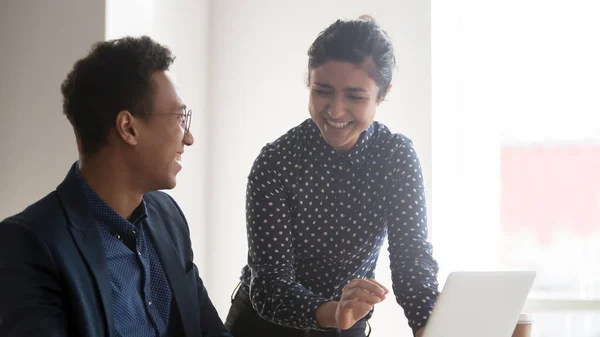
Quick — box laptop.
[422,271,536,337]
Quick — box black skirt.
[225,287,369,337]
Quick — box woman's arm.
[245,147,330,330]
[386,140,440,335]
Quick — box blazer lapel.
[144,204,201,337]
[56,163,115,337]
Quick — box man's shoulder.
[1,191,64,233]
[144,190,173,206]
[143,191,187,226]
[143,191,191,247]
[144,190,180,214]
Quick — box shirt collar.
[74,162,148,235]
[307,119,375,166]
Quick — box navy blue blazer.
[0,164,232,337]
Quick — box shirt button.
[148,301,152,306]
[137,251,142,256]
[132,230,137,235]
[114,234,121,240]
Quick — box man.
[0,36,232,337]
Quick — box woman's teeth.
[326,119,351,129]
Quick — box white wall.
[0,0,105,219]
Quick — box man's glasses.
[179,108,192,134]
[153,108,192,134]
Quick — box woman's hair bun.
[358,14,377,24]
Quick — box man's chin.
[153,177,177,192]
[165,177,177,190]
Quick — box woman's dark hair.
[61,36,175,157]
[307,15,395,99]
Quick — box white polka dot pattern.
[239,119,440,332]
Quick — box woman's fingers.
[343,278,389,297]
[341,287,385,305]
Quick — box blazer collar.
[56,162,200,337]
[145,203,201,337]
[56,161,115,337]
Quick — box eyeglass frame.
[152,107,192,134]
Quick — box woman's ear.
[377,84,393,105]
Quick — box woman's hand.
[336,278,389,329]
[316,278,389,330]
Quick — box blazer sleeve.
[0,219,69,337]
[194,265,233,337]
[165,194,233,337]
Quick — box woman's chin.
[324,137,355,152]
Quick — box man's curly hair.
[61,35,175,157]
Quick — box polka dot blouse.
[238,118,440,332]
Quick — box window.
[431,0,600,336]
[500,145,600,301]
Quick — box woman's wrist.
[315,301,338,328]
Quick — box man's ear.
[115,110,138,146]
[377,83,393,105]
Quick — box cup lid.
[518,313,534,324]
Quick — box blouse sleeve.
[385,140,440,334]
[245,146,331,330]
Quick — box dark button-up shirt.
[75,166,173,337]
[240,118,440,332]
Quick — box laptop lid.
[422,271,536,337]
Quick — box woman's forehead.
[311,60,378,90]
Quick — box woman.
[225,16,440,337]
